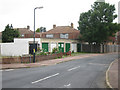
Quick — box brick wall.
[2,57,21,64]
[24,34,40,38]
[54,34,60,39]
[35,53,62,62]
[2,53,63,64]
[42,33,60,39]
[41,33,79,40]
[69,33,79,40]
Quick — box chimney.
[53,24,56,28]
[71,23,73,28]
[27,26,30,30]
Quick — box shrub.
[37,47,41,51]
[36,49,47,56]
[39,52,47,55]
[72,50,74,53]
[52,48,60,54]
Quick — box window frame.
[46,34,54,38]
[60,33,69,39]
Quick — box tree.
[78,2,119,44]
[2,24,20,43]
[36,27,46,33]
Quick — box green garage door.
[58,43,64,53]
[42,43,48,52]
[66,43,70,52]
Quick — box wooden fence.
[79,44,120,53]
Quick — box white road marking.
[32,73,59,84]
[4,69,14,71]
[0,69,14,72]
[68,66,80,71]
[64,84,71,87]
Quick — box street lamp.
[33,6,43,63]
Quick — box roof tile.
[43,26,80,34]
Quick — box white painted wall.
[0,38,41,56]
[14,38,41,44]
[71,43,77,52]
[50,43,57,52]
[0,42,28,56]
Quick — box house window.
[21,34,24,37]
[60,33,69,39]
[46,34,53,38]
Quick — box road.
[2,53,118,88]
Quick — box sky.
[0,0,119,32]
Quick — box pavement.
[106,59,119,89]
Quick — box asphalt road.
[2,53,118,88]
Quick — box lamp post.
[33,7,43,63]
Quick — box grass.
[0,40,2,43]
[57,52,90,59]
[71,52,91,56]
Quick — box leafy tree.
[36,27,46,32]
[2,24,20,43]
[78,2,119,44]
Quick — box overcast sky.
[0,0,119,32]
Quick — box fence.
[81,44,101,53]
[102,45,120,53]
[79,44,120,53]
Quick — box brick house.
[116,31,120,45]
[40,23,80,52]
[15,26,40,38]
[106,31,120,45]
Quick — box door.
[29,43,37,54]
[65,43,70,52]
[58,43,64,52]
[42,43,48,52]
[51,43,57,52]
[77,43,81,52]
[71,43,77,52]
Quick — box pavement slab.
[107,59,118,89]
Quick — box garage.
[65,43,70,52]
[42,43,49,52]
[58,43,64,52]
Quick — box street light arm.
[35,7,43,10]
